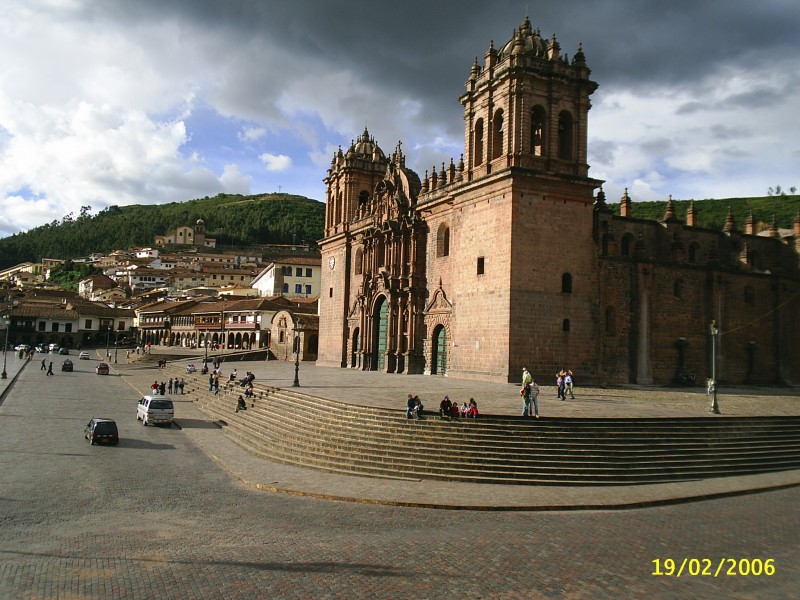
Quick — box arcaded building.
[317,16,800,385]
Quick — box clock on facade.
[328,256,335,270]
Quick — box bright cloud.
[259,153,292,172]
[0,1,798,240]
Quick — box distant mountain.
[608,195,800,232]
[1,193,797,271]
[0,193,326,269]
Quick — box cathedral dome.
[497,16,548,59]
[348,126,386,160]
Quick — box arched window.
[376,239,385,268]
[688,242,701,264]
[605,306,616,335]
[561,273,573,294]
[562,319,571,332]
[355,248,363,275]
[358,190,369,206]
[621,233,635,258]
[558,110,574,160]
[282,283,289,293]
[748,250,760,271]
[744,285,755,306]
[674,279,685,299]
[473,118,484,166]
[436,223,450,257]
[531,105,546,156]
[492,109,504,159]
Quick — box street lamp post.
[113,332,118,364]
[105,328,111,360]
[709,321,721,414]
[1,315,10,380]
[292,331,300,387]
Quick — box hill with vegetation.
[0,193,326,270]
[608,194,800,232]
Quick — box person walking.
[178,378,185,394]
[46,362,54,376]
[41,357,47,371]
[565,370,575,399]
[521,367,533,416]
[530,379,540,418]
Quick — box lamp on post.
[113,332,119,364]
[709,321,721,414]
[220,302,226,352]
[105,327,111,360]
[292,318,302,387]
[1,314,10,380]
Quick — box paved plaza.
[0,349,798,598]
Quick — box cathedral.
[317,16,800,385]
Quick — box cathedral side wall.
[426,185,513,381]
[508,185,600,384]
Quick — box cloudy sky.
[1,0,798,238]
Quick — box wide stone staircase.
[169,367,800,486]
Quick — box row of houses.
[1,287,320,362]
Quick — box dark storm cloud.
[99,0,799,130]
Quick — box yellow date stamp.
[652,558,775,577]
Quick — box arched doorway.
[351,328,360,368]
[373,297,388,371]
[431,324,447,375]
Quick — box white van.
[136,395,174,426]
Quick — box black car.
[85,418,119,445]
[61,359,74,372]
[59,347,69,355]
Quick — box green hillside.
[609,195,800,232]
[0,193,326,269]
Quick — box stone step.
[184,379,800,485]
[214,395,800,450]
[192,396,798,479]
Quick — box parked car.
[59,347,69,355]
[48,343,59,352]
[79,351,90,360]
[95,362,110,375]
[136,395,174,426]
[84,418,119,445]
[61,359,74,372]
[14,344,31,352]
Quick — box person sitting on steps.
[235,395,247,412]
[439,395,452,418]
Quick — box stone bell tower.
[419,15,604,382]
[318,128,390,367]
[460,16,596,181]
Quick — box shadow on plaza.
[115,440,177,450]
[0,549,412,577]
[172,418,221,430]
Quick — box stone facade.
[318,16,800,385]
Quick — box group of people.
[166,377,185,394]
[556,369,575,401]
[40,358,54,375]
[438,395,479,419]
[150,379,184,395]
